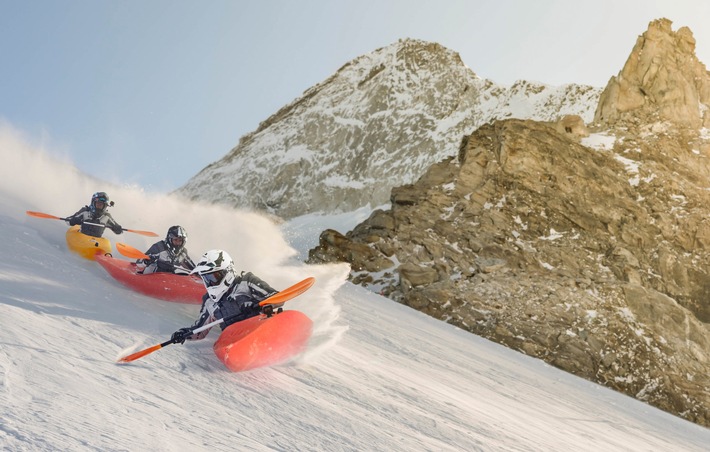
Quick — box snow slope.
[1,126,710,450]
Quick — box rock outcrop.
[308,19,710,426]
[309,117,710,426]
[595,18,710,128]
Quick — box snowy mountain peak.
[176,39,601,218]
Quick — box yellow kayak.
[65,225,112,260]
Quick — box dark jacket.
[65,206,122,237]
[139,240,195,274]
[186,272,278,340]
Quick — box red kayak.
[95,253,204,304]
[213,310,313,372]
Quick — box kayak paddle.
[117,317,224,363]
[116,242,150,260]
[26,210,158,237]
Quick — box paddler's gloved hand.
[112,224,123,234]
[171,328,192,344]
[242,300,262,316]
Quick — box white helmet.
[191,249,236,301]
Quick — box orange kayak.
[213,310,313,372]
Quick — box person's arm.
[104,214,123,235]
[242,272,279,301]
[171,295,216,343]
[181,252,196,270]
[65,207,89,226]
[155,259,177,273]
[138,242,161,265]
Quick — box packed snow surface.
[1,125,709,451]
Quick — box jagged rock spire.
[594,18,710,128]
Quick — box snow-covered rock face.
[176,39,601,218]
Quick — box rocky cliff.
[596,18,710,128]
[176,39,600,218]
[308,19,710,426]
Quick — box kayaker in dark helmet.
[65,192,123,238]
[137,225,195,275]
[170,249,278,344]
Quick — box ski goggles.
[201,269,228,287]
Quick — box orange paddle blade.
[123,229,159,237]
[26,211,63,220]
[118,343,165,363]
[116,242,149,259]
[259,277,316,306]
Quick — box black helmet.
[166,225,187,251]
[90,192,110,214]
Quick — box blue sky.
[2,0,709,193]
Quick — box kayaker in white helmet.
[170,249,278,344]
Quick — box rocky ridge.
[176,39,600,219]
[307,19,710,426]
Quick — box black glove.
[242,300,262,316]
[171,328,192,344]
[112,224,123,235]
[68,217,81,226]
